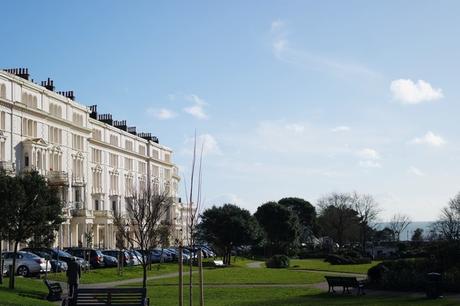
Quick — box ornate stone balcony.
[71,203,93,217]
[47,170,69,186]
[109,189,120,196]
[72,175,85,187]
[0,161,15,174]
[94,210,113,219]
[92,186,104,194]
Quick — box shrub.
[324,254,371,265]
[367,259,437,291]
[266,254,290,268]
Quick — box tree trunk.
[189,248,193,306]
[179,246,183,306]
[198,248,204,306]
[142,264,147,288]
[0,240,3,285]
[10,241,19,289]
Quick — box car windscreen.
[21,252,40,258]
[55,250,72,258]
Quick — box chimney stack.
[41,78,55,91]
[57,91,75,101]
[113,120,128,131]
[3,68,30,80]
[138,132,159,143]
[127,126,137,135]
[98,113,113,125]
[89,105,98,119]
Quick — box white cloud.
[207,193,244,207]
[271,19,285,32]
[390,79,443,104]
[411,131,446,147]
[147,108,176,120]
[359,160,382,168]
[357,148,381,168]
[269,20,379,78]
[332,126,351,132]
[357,148,380,160]
[409,166,425,177]
[183,94,208,119]
[184,133,221,156]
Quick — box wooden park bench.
[324,276,365,295]
[65,287,149,306]
[44,279,63,301]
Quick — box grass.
[120,263,458,306]
[0,277,54,306]
[46,262,183,284]
[154,265,326,285]
[290,258,381,274]
[142,286,459,306]
[2,258,458,305]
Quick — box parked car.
[1,251,51,276]
[102,254,118,267]
[22,247,90,270]
[130,250,143,265]
[164,248,178,261]
[153,248,173,262]
[21,248,68,272]
[101,250,131,266]
[170,247,191,262]
[200,246,216,258]
[64,247,105,268]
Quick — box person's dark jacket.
[66,260,81,284]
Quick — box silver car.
[2,251,51,276]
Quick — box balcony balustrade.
[47,170,68,186]
[94,210,113,219]
[72,175,85,186]
[0,161,14,174]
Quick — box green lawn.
[127,259,457,306]
[46,263,183,284]
[0,277,53,306]
[154,265,325,285]
[142,286,458,306]
[2,258,458,306]
[290,258,380,274]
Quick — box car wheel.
[17,265,29,277]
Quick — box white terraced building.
[0,68,188,251]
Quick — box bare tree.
[114,188,172,288]
[351,192,380,251]
[182,133,205,306]
[388,213,411,241]
[432,193,460,241]
[317,192,360,248]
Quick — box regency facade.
[0,68,188,250]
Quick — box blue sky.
[2,1,460,221]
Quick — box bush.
[367,259,435,291]
[266,255,290,268]
[324,254,371,265]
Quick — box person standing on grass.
[66,257,81,299]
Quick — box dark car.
[22,247,90,270]
[64,247,105,268]
[102,250,131,266]
[102,254,118,267]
